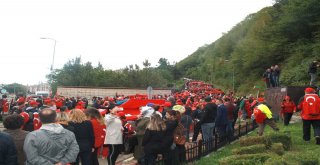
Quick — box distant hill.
[175,0,320,93]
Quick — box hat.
[29,101,39,106]
[305,87,315,93]
[172,105,186,114]
[146,102,154,107]
[176,99,183,105]
[163,102,172,107]
[118,111,126,118]
[257,98,265,103]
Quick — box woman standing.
[142,113,166,165]
[69,109,95,165]
[280,96,296,126]
[162,110,179,165]
[104,105,123,165]
[85,108,106,165]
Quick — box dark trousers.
[144,153,157,165]
[258,119,279,136]
[107,144,122,165]
[283,113,293,126]
[92,147,99,165]
[72,151,92,165]
[192,122,201,142]
[302,119,320,141]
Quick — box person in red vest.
[240,96,254,120]
[280,96,296,126]
[298,87,320,145]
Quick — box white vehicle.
[35,91,49,98]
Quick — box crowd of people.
[1,79,320,165]
[262,65,281,88]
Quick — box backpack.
[173,122,186,145]
[303,94,320,117]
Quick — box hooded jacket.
[23,123,79,165]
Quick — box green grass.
[197,121,320,165]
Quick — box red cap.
[117,111,126,117]
[176,99,183,105]
[257,98,265,103]
[163,102,172,107]
[29,101,39,106]
[44,99,51,104]
[305,87,315,93]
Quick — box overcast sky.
[0,0,273,85]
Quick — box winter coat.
[90,118,106,148]
[224,102,236,121]
[142,129,166,155]
[0,132,18,165]
[104,114,123,144]
[133,117,150,159]
[200,103,217,124]
[23,123,79,165]
[162,120,178,151]
[281,101,296,114]
[215,104,228,126]
[3,129,28,165]
[69,121,95,152]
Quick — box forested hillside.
[50,0,320,94]
[176,0,320,93]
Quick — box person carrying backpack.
[298,87,320,145]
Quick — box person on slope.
[251,101,279,136]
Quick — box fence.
[154,121,258,165]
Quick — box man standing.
[24,108,79,164]
[298,87,320,144]
[200,96,217,141]
[308,60,320,86]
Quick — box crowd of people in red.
[1,80,320,165]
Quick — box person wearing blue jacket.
[215,99,228,140]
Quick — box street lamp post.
[41,37,57,98]
[40,37,56,71]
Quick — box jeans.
[226,121,234,141]
[274,76,280,87]
[302,119,320,141]
[201,122,215,141]
[310,73,317,86]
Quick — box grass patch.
[197,121,320,165]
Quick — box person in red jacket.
[84,108,106,165]
[280,96,296,126]
[297,87,320,145]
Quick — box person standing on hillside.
[298,87,320,145]
[309,60,320,86]
[274,65,281,87]
[262,69,271,88]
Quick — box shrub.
[270,143,285,156]
[232,144,266,155]
[264,157,286,165]
[239,136,271,147]
[218,153,271,165]
[283,152,319,165]
[266,132,292,150]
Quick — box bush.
[266,132,292,150]
[232,144,266,155]
[283,152,319,165]
[239,136,271,148]
[270,143,285,156]
[264,157,286,165]
[218,153,271,165]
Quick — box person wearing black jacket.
[200,96,217,141]
[309,60,320,86]
[191,104,204,142]
[162,110,179,165]
[142,114,166,165]
[0,132,18,165]
[69,110,95,165]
